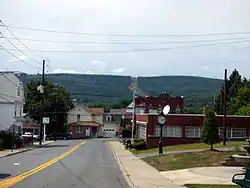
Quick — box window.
[218,127,230,139]
[77,114,80,121]
[106,116,112,122]
[232,128,246,138]
[154,125,182,137]
[76,126,82,133]
[14,105,17,117]
[186,126,200,138]
[138,125,147,139]
[218,127,246,139]
[20,106,22,116]
[17,87,20,96]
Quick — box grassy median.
[142,150,245,171]
[132,141,246,155]
[185,184,240,188]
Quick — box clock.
[157,115,166,125]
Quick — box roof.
[68,121,101,126]
[23,122,39,128]
[88,108,104,114]
[68,104,104,115]
[123,112,133,119]
[109,108,125,114]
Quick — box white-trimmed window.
[186,126,200,138]
[77,114,80,121]
[76,126,82,133]
[138,125,147,139]
[218,127,246,139]
[106,116,112,122]
[155,125,182,137]
[17,87,20,96]
[218,127,230,139]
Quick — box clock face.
[157,115,166,125]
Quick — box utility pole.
[223,69,227,146]
[39,60,45,145]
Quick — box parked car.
[22,132,39,141]
[46,133,72,140]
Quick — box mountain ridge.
[19,73,223,107]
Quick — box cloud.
[91,60,107,66]
[85,70,94,74]
[112,68,126,74]
[2,0,250,78]
[201,65,209,70]
[10,55,27,62]
[53,68,78,74]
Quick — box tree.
[24,80,73,133]
[230,87,250,114]
[235,104,250,116]
[214,69,243,115]
[201,109,219,150]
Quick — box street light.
[157,105,170,154]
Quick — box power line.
[3,24,250,37]
[0,44,40,69]
[0,94,13,103]
[0,20,46,60]
[0,73,24,90]
[0,32,41,64]
[0,92,20,99]
[2,39,250,53]
[3,36,250,45]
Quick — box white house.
[125,101,134,113]
[67,105,104,138]
[0,72,25,132]
[103,108,124,137]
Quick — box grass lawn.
[132,141,246,155]
[142,150,246,171]
[185,184,240,188]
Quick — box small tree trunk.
[210,144,213,150]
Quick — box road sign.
[42,117,50,124]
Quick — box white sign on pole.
[42,117,50,124]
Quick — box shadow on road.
[0,173,11,180]
[42,144,70,148]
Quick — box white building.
[103,109,124,137]
[0,72,25,132]
[67,105,104,138]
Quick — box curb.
[0,141,54,159]
[108,142,138,188]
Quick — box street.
[0,139,129,188]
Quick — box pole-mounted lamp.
[157,105,170,154]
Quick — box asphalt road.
[0,139,129,188]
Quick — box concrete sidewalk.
[0,140,54,158]
[136,147,245,158]
[108,141,184,188]
[161,167,243,185]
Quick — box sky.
[0,0,250,79]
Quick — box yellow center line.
[0,141,85,188]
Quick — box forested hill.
[19,73,223,107]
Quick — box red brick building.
[135,93,184,114]
[136,114,250,149]
[122,94,185,128]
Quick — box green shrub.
[0,130,13,149]
[134,138,145,143]
[132,141,146,150]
